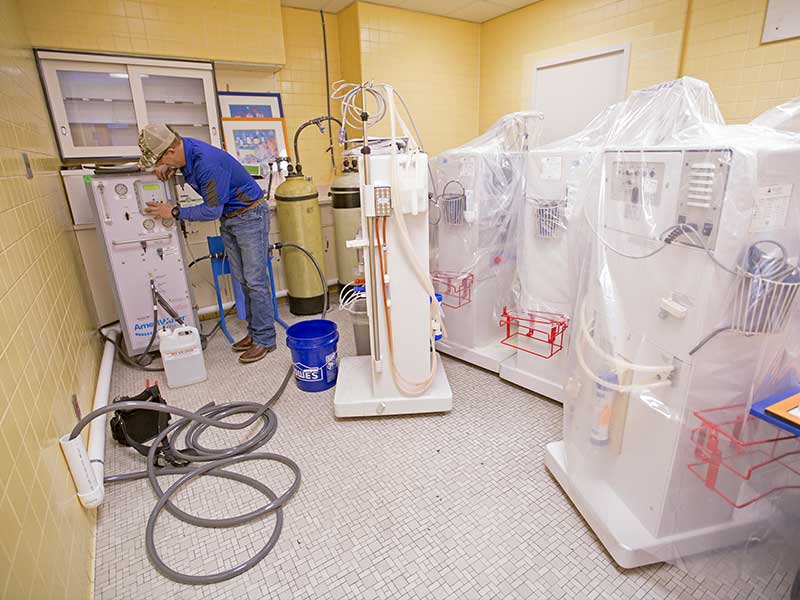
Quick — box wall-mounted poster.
[218,92,284,119]
[221,118,288,176]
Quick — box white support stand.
[334,355,452,417]
[436,338,514,373]
[544,441,766,569]
[334,138,452,419]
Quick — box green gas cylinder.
[330,159,362,285]
[274,167,326,315]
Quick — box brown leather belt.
[220,196,267,222]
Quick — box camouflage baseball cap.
[138,124,177,169]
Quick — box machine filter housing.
[274,174,326,315]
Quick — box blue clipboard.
[750,385,800,437]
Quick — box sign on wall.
[763,0,800,43]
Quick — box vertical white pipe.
[86,327,119,504]
[61,326,118,508]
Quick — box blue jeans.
[220,204,276,348]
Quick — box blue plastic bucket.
[286,319,340,392]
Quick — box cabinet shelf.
[64,97,133,103]
[146,99,206,106]
[68,122,137,127]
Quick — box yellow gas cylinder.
[274,166,326,315]
[329,159,362,285]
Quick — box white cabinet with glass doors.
[37,50,221,160]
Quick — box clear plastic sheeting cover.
[495,78,724,387]
[561,92,800,593]
[752,96,800,133]
[429,112,542,346]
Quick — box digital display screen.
[143,184,160,190]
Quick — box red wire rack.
[431,271,474,309]
[499,306,569,359]
[688,404,800,509]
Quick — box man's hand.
[144,201,175,220]
[154,165,175,181]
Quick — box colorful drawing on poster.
[228,104,274,119]
[232,129,280,174]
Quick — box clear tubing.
[67,366,300,585]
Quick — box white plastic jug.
[158,326,207,388]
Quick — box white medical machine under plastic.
[497,149,594,400]
[333,82,452,417]
[544,132,800,568]
[430,113,541,373]
[86,171,199,355]
[497,78,727,404]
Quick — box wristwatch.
[171,205,180,220]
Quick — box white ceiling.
[281,0,538,23]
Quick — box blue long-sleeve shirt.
[177,137,264,221]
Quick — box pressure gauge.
[162,218,174,228]
[115,183,128,196]
[142,218,156,231]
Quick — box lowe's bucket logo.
[134,316,185,337]
[294,362,323,381]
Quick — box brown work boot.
[239,344,276,364]
[232,335,253,352]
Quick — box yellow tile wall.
[215,7,344,187]
[681,0,800,123]
[18,0,286,64]
[479,0,690,131]
[336,2,363,142]
[353,2,481,155]
[0,0,103,599]
[337,3,362,88]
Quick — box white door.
[40,60,141,159]
[532,45,629,144]
[129,66,221,148]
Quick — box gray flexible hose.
[69,366,300,585]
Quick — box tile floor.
[94,306,794,600]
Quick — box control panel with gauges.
[86,171,198,355]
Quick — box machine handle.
[97,183,112,224]
[112,233,172,246]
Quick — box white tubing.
[60,326,119,508]
[578,302,674,374]
[384,86,438,396]
[575,330,672,394]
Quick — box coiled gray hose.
[68,366,300,585]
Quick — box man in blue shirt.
[139,124,276,364]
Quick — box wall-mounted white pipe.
[60,326,119,508]
[195,277,338,317]
[197,301,235,317]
